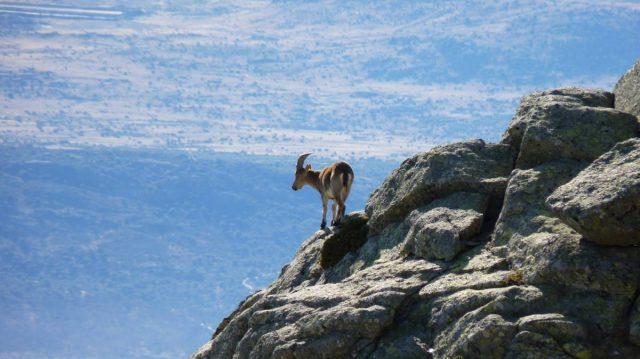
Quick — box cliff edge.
[192,59,640,359]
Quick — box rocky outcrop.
[614,59,640,117]
[192,61,640,359]
[365,139,513,234]
[501,87,637,169]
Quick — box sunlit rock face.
[365,140,514,235]
[192,60,640,359]
[614,59,640,118]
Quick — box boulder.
[502,88,637,169]
[614,59,640,117]
[561,342,593,359]
[490,153,640,338]
[425,286,537,334]
[506,228,640,295]
[492,160,584,247]
[502,88,613,150]
[401,192,488,261]
[418,270,515,300]
[516,313,587,343]
[546,138,640,246]
[365,139,513,234]
[506,231,640,333]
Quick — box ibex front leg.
[320,195,328,229]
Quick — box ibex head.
[292,153,312,191]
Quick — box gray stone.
[614,59,640,117]
[447,245,509,274]
[426,286,530,334]
[507,231,640,299]
[367,324,432,358]
[401,192,487,261]
[418,270,515,300]
[547,138,640,246]
[365,139,513,234]
[517,313,587,343]
[194,252,443,359]
[434,313,517,359]
[492,160,584,247]
[432,286,549,358]
[506,231,640,335]
[502,88,613,149]
[541,87,614,108]
[505,331,571,359]
[502,88,637,169]
[490,148,640,339]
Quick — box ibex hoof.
[320,222,326,229]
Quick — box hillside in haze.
[0,145,395,357]
[2,1,638,158]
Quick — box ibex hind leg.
[330,202,338,226]
[334,198,345,227]
[338,184,351,224]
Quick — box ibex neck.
[304,171,322,192]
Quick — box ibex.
[291,153,354,229]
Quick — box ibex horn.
[296,153,312,169]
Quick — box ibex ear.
[305,164,312,171]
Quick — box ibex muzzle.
[292,153,354,229]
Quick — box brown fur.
[292,158,354,229]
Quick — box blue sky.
[1,0,638,158]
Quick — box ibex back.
[291,153,354,229]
